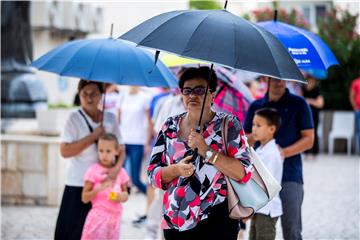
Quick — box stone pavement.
[1,154,359,240]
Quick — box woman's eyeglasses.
[80,92,100,99]
[181,87,206,96]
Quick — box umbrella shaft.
[197,64,214,129]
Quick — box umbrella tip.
[110,23,114,38]
[273,10,278,22]
[149,50,161,74]
[224,0,228,10]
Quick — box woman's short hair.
[98,133,119,149]
[178,66,218,93]
[255,108,282,132]
[77,79,104,94]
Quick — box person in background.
[101,84,121,120]
[249,108,283,240]
[145,91,186,239]
[350,76,360,154]
[245,80,263,100]
[132,87,172,227]
[287,81,302,96]
[118,86,152,195]
[55,80,125,240]
[256,76,269,98]
[244,77,314,240]
[301,74,324,159]
[81,133,129,240]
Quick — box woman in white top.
[54,80,125,240]
[118,86,152,194]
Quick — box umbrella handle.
[190,126,201,163]
[102,92,106,124]
[191,63,214,163]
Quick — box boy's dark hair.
[78,79,104,94]
[255,108,282,132]
[98,133,119,148]
[178,66,218,93]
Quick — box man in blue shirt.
[244,78,314,240]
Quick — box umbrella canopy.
[257,20,339,72]
[31,38,178,88]
[119,9,305,83]
[213,67,253,122]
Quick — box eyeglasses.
[181,87,206,96]
[80,92,100,99]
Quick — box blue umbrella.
[31,38,178,88]
[257,20,339,73]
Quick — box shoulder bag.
[221,115,282,219]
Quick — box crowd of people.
[54,66,359,240]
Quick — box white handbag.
[222,115,282,219]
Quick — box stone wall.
[1,135,65,206]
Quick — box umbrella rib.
[133,47,151,87]
[252,25,283,78]
[116,40,123,85]
[138,11,185,49]
[181,11,217,57]
[231,14,238,68]
[59,40,95,76]
[86,41,106,80]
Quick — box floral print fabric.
[148,112,253,231]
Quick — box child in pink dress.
[81,133,129,240]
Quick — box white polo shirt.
[256,139,283,218]
[60,108,122,187]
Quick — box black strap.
[78,109,93,133]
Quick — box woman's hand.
[96,179,113,192]
[188,128,209,157]
[106,167,119,180]
[176,156,195,178]
[93,125,105,139]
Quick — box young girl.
[81,133,129,240]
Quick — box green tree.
[318,8,360,110]
[190,0,222,10]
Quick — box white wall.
[32,0,188,105]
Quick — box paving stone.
[1,154,359,239]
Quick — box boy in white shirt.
[250,108,283,240]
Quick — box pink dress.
[81,163,129,240]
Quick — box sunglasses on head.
[181,86,207,96]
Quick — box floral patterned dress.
[148,112,253,232]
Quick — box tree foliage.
[189,0,222,10]
[317,7,360,110]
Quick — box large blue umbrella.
[257,20,339,74]
[31,38,178,88]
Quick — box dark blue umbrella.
[119,9,305,83]
[257,20,339,73]
[119,6,306,164]
[31,38,178,88]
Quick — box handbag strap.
[78,109,94,133]
[221,115,230,156]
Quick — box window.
[315,5,327,24]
